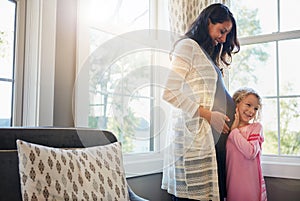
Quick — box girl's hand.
[210,111,230,134]
[231,108,240,130]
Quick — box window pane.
[89,0,149,35]
[0,0,16,79]
[231,0,278,37]
[0,0,16,127]
[128,86,151,153]
[280,0,300,32]
[279,39,300,96]
[279,98,300,156]
[229,42,277,96]
[88,50,153,154]
[0,81,12,126]
[261,98,279,155]
[86,0,152,154]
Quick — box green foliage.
[279,99,300,155]
[0,31,7,58]
[229,2,268,87]
[0,31,4,44]
[262,130,278,155]
[88,49,152,153]
[235,7,261,37]
[258,94,300,156]
[106,109,139,153]
[280,130,300,155]
[230,46,268,86]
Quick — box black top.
[211,66,236,142]
[211,66,236,200]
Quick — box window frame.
[75,0,169,177]
[13,0,57,127]
[75,0,300,179]
[13,0,25,126]
[230,2,300,179]
[17,0,299,179]
[121,3,290,180]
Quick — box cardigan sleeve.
[162,39,200,118]
[228,123,263,160]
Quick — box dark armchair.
[0,127,148,201]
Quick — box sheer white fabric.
[161,38,220,201]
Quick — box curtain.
[168,0,229,36]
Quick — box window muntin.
[0,0,16,127]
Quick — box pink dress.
[226,122,267,201]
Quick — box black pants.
[215,134,228,201]
[171,195,198,201]
[171,195,217,201]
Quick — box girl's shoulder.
[247,122,263,133]
[252,122,263,128]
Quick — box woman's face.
[208,20,232,46]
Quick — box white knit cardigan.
[161,38,220,201]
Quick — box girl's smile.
[236,94,260,126]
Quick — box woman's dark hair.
[185,3,240,67]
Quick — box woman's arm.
[162,56,200,117]
[163,39,230,133]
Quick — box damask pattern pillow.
[16,140,129,201]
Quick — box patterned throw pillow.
[16,140,129,201]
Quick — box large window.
[88,0,153,154]
[229,0,300,178]
[80,0,300,177]
[7,0,299,178]
[0,0,16,127]
[76,0,170,157]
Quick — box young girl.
[226,87,267,201]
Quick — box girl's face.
[236,94,260,126]
[208,20,232,46]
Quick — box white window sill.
[262,155,300,179]
[124,153,300,180]
[124,152,164,178]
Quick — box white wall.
[54,0,77,127]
